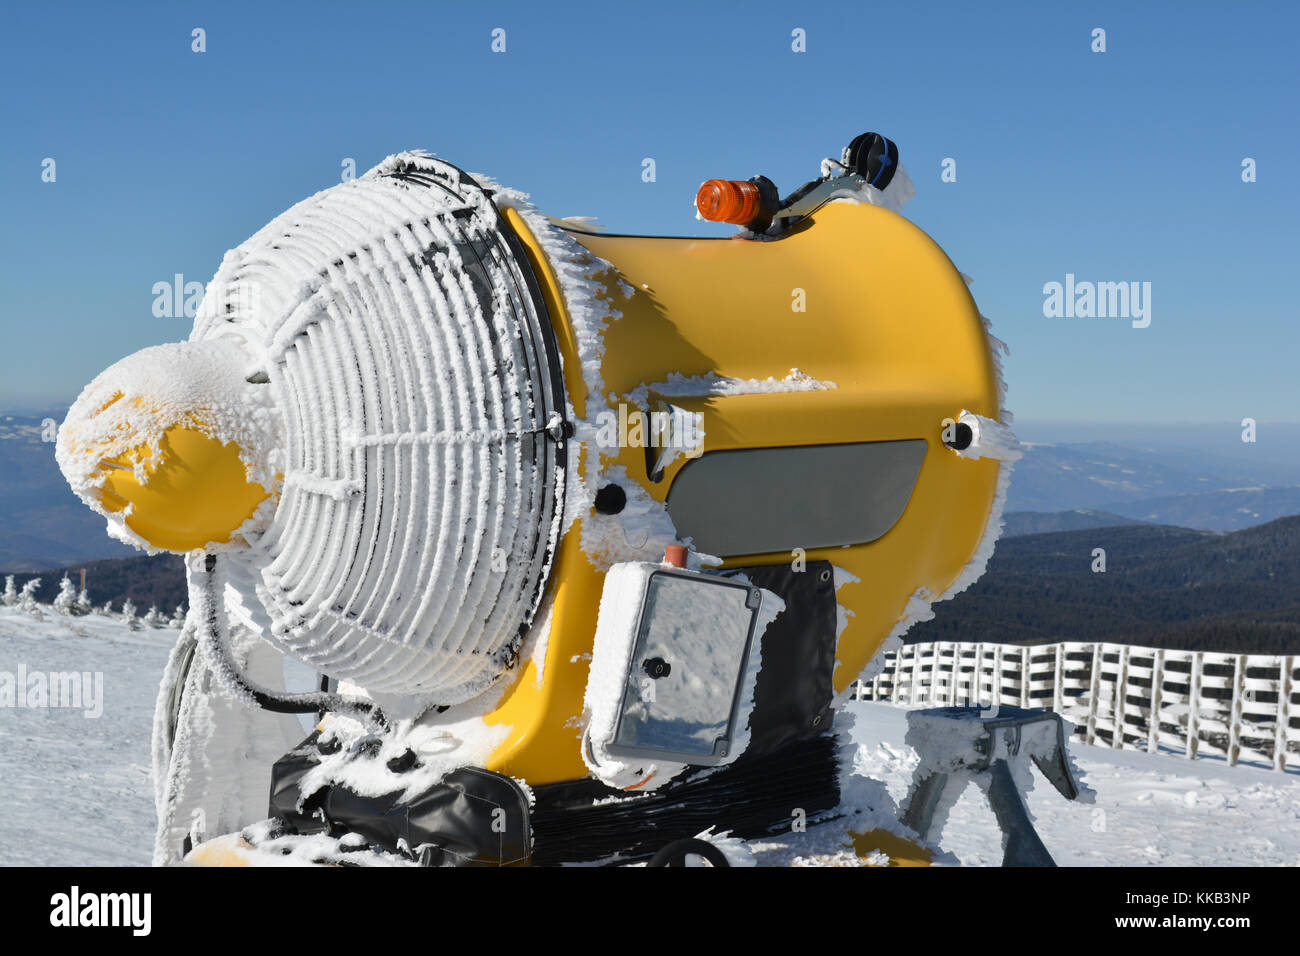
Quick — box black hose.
[197,553,387,729]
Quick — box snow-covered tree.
[53,575,78,616]
[76,588,92,615]
[18,578,41,613]
[143,605,165,629]
[97,600,113,616]
[121,598,140,631]
[2,575,17,606]
[170,604,186,628]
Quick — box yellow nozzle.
[57,340,280,554]
[97,424,271,552]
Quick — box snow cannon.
[57,138,1035,867]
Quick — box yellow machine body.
[482,201,1001,786]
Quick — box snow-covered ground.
[3,603,1298,866]
[750,704,1300,867]
[0,605,174,866]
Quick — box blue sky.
[2,1,1296,425]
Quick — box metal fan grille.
[193,155,566,704]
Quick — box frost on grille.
[191,153,566,706]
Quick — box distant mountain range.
[6,514,1299,656]
[1001,487,1300,535]
[1098,486,1300,531]
[913,515,1300,654]
[1010,422,1300,488]
[1001,509,1146,536]
[0,413,136,570]
[1007,438,1300,529]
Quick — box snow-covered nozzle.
[55,339,280,553]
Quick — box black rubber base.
[529,733,842,865]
